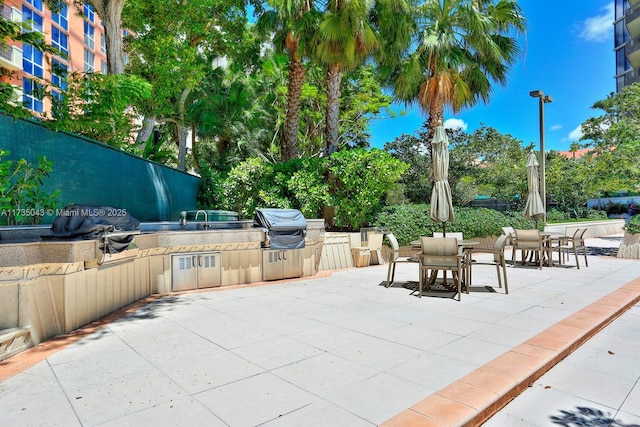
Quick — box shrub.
[626,215,640,235]
[373,204,535,246]
[329,148,408,229]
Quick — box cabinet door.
[262,249,283,281]
[282,249,304,279]
[172,254,198,291]
[197,252,222,288]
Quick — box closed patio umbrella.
[524,149,545,225]
[430,122,455,234]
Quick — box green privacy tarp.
[0,114,200,222]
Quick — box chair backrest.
[501,226,515,236]
[367,233,383,250]
[514,229,542,249]
[575,228,588,244]
[494,234,509,251]
[348,233,362,248]
[386,233,400,261]
[432,232,464,240]
[492,234,509,262]
[420,237,460,267]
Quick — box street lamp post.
[529,90,552,222]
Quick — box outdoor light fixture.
[529,90,552,221]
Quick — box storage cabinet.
[171,252,222,291]
[262,249,303,281]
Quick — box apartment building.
[1,0,107,114]
[614,0,640,91]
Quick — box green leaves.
[0,152,61,225]
[329,148,409,229]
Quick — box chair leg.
[386,262,394,287]
[501,260,509,294]
[573,246,580,269]
[494,264,502,288]
[582,247,589,267]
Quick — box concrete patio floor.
[0,235,639,426]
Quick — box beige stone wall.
[618,233,640,259]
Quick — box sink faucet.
[194,210,209,229]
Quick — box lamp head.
[529,90,542,98]
[543,95,553,103]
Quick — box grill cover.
[50,204,141,253]
[253,208,306,249]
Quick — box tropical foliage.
[3,0,635,230]
[0,150,61,225]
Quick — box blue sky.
[368,0,616,152]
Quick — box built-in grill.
[49,205,142,265]
[253,208,306,249]
[253,208,307,281]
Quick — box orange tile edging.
[381,278,640,427]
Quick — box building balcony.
[0,45,23,71]
[627,35,640,68]
[1,4,22,23]
[625,4,640,38]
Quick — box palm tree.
[314,0,413,156]
[391,0,526,149]
[256,0,320,161]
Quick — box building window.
[100,32,106,54]
[23,77,44,113]
[51,3,68,31]
[83,3,95,23]
[23,44,44,78]
[51,59,68,90]
[51,26,69,56]
[100,60,108,74]
[51,59,68,104]
[84,49,95,72]
[616,48,631,75]
[22,6,44,33]
[25,0,43,12]
[84,20,95,49]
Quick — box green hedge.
[626,215,640,235]
[373,204,537,246]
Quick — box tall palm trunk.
[427,103,444,159]
[283,58,305,160]
[325,63,342,156]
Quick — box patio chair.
[512,229,548,269]
[468,234,509,294]
[367,232,384,265]
[501,226,515,245]
[385,233,420,287]
[555,228,589,269]
[419,237,466,301]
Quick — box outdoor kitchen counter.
[0,219,325,268]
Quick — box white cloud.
[444,118,468,131]
[550,124,563,131]
[568,125,584,141]
[579,4,614,42]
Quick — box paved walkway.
[483,302,640,426]
[0,236,639,426]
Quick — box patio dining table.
[410,238,479,292]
